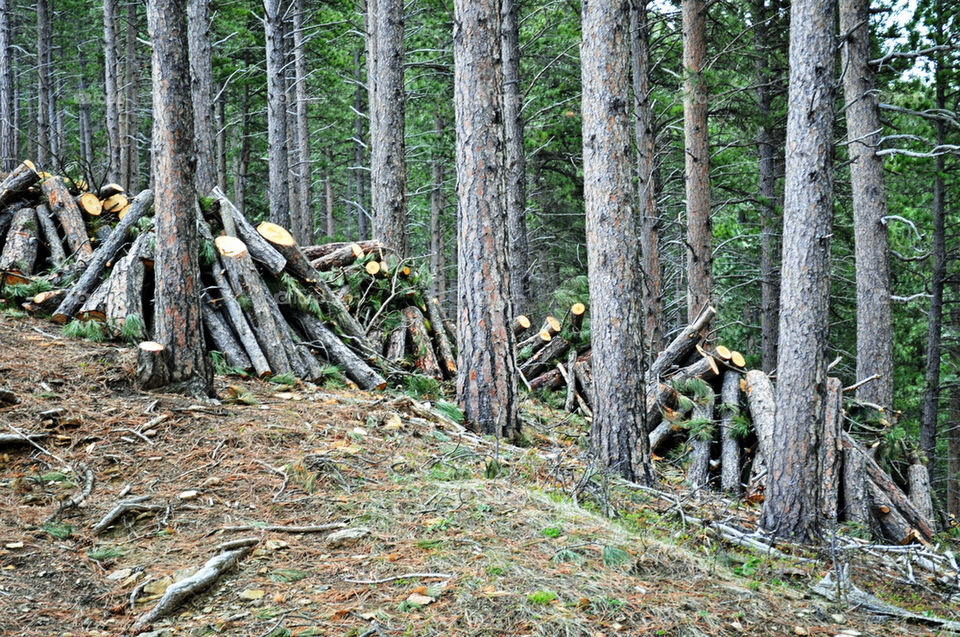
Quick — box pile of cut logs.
[519,303,938,545]
[0,161,457,392]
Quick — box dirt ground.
[0,314,954,636]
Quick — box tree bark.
[209,187,286,274]
[581,0,652,484]
[647,305,714,382]
[688,388,715,490]
[352,45,367,239]
[0,161,39,207]
[719,370,741,494]
[454,0,519,441]
[35,203,65,265]
[839,0,894,412]
[821,377,843,523]
[429,112,446,303]
[201,297,251,371]
[907,462,935,533]
[188,0,217,194]
[744,369,775,483]
[148,0,212,395]
[103,231,149,339]
[0,0,12,172]
[371,0,407,257]
[842,442,871,528]
[42,176,93,262]
[682,0,713,328]
[363,0,377,236]
[264,0,291,229]
[949,277,960,517]
[104,0,121,183]
[36,0,52,168]
[759,0,836,541]
[519,335,570,380]
[295,311,387,390]
[402,306,442,379]
[0,206,38,274]
[427,296,457,378]
[292,0,313,245]
[122,0,141,190]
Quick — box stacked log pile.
[0,163,457,393]
[527,303,937,545]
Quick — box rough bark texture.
[502,0,529,316]
[682,0,713,327]
[295,311,387,390]
[0,162,39,207]
[103,0,121,183]
[35,203,65,264]
[631,0,662,354]
[36,0,52,168]
[949,278,960,517]
[429,113,446,302]
[148,0,212,395]
[839,0,894,412]
[719,370,741,494]
[519,336,570,380]
[688,389,715,490]
[842,443,871,528]
[647,305,714,382]
[188,0,217,194]
[581,0,652,485]
[427,296,457,378]
[907,462,935,532]
[201,298,251,371]
[121,0,141,191]
[744,369,776,482]
[264,0,291,229]
[0,207,38,274]
[364,0,377,235]
[759,0,835,541]
[821,377,843,523]
[353,46,368,239]
[402,306,442,379]
[103,232,149,338]
[0,0,12,171]
[454,0,519,441]
[42,176,93,262]
[210,187,287,275]
[292,0,313,245]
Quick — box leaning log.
[311,242,370,271]
[520,335,571,380]
[0,160,39,207]
[647,305,716,382]
[744,370,776,484]
[210,186,286,275]
[295,312,387,391]
[648,357,717,451]
[402,306,442,379]
[201,298,252,371]
[0,207,38,274]
[303,239,384,261]
[719,370,741,494]
[426,297,457,378]
[573,357,595,408]
[50,189,154,323]
[907,460,935,533]
[842,443,871,528]
[688,388,716,490]
[35,204,66,265]
[385,325,407,364]
[102,232,149,337]
[563,349,578,413]
[42,176,92,261]
[821,377,843,522]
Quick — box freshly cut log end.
[730,351,746,368]
[27,289,66,315]
[714,345,732,360]
[513,315,531,337]
[99,183,125,199]
[543,315,561,337]
[137,341,170,390]
[0,160,40,207]
[117,205,131,220]
[0,207,39,275]
[215,235,249,259]
[76,192,103,216]
[567,303,586,333]
[378,261,389,277]
[101,193,128,214]
[256,221,297,247]
[0,271,32,287]
[365,260,381,276]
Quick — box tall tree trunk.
[352,46,367,239]
[839,0,894,411]
[948,276,960,517]
[371,0,407,256]
[216,92,226,191]
[760,0,836,540]
[582,0,653,485]
[364,0,377,226]
[122,0,140,190]
[234,67,250,214]
[0,0,14,171]
[631,0,662,354]
[104,0,121,182]
[147,0,212,394]
[324,149,335,239]
[430,111,446,303]
[454,0,519,441]
[265,0,291,228]
[292,0,313,244]
[920,12,948,482]
[285,16,302,240]
[36,0,51,168]
[77,49,94,175]
[754,0,780,373]
[502,0,529,316]
[188,0,216,194]
[682,0,713,327]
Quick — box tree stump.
[137,341,170,390]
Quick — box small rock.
[106,568,132,581]
[178,490,199,501]
[406,592,434,606]
[264,539,288,551]
[326,527,370,548]
[793,628,808,636]
[830,614,846,624]
[5,542,24,549]
[836,631,861,637]
[239,589,265,601]
[729,621,743,632]
[200,476,221,487]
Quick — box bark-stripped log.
[136,341,170,390]
[295,311,387,390]
[0,160,39,207]
[426,297,457,378]
[821,377,843,522]
[209,186,286,275]
[0,207,38,274]
[520,335,571,380]
[35,204,66,265]
[719,370,741,494]
[688,388,716,489]
[51,189,154,323]
[200,296,252,371]
[42,176,92,261]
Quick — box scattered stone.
[177,490,199,501]
[238,589,265,601]
[5,542,24,549]
[793,627,808,636]
[326,527,370,548]
[406,592,434,606]
[106,568,132,581]
[830,614,846,624]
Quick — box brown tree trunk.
[454,0,519,441]
[0,161,39,207]
[188,0,216,194]
[264,0,291,228]
[719,370,741,494]
[949,378,960,518]
[821,377,843,523]
[42,176,93,262]
[842,442,871,528]
[353,45,367,239]
[403,306,442,379]
[0,0,12,172]
[35,203,65,265]
[77,48,95,175]
[631,0,662,354]
[36,0,52,168]
[364,0,378,228]
[122,0,141,191]
[429,112,446,303]
[839,0,894,412]
[292,0,313,245]
[688,388,715,490]
[295,311,387,390]
[147,0,212,395]
[427,296,457,378]
[682,0,713,328]
[759,0,836,541]
[582,0,652,484]
[104,0,121,183]
[502,0,529,316]
[0,207,38,274]
[371,0,407,257]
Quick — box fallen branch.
[0,431,47,445]
[214,522,347,534]
[92,495,164,535]
[343,572,453,584]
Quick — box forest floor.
[0,314,956,637]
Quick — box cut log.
[215,235,294,374]
[719,370,741,495]
[209,187,286,275]
[311,242,367,271]
[520,335,571,380]
[296,312,387,391]
[842,442,871,528]
[744,370,776,485]
[76,192,103,216]
[101,192,127,215]
[208,248,271,378]
[303,239,384,261]
[573,357,595,407]
[0,161,39,207]
[35,204,66,265]
[426,297,456,378]
[102,232,149,337]
[385,325,407,364]
[840,432,934,541]
[821,377,843,522]
[565,302,586,334]
[518,329,551,352]
[24,289,65,315]
[42,176,93,261]
[564,349,578,412]
[98,183,125,199]
[0,206,13,244]
[94,225,112,246]
[200,297,252,371]
[513,315,532,337]
[907,461,935,533]
[0,207,38,274]
[365,260,381,276]
[714,345,732,361]
[50,189,154,323]
[136,341,170,390]
[402,306,442,379]
[730,351,746,368]
[648,358,718,451]
[77,278,109,322]
[868,480,916,544]
[264,293,317,382]
[688,388,716,490]
[540,315,562,339]
[529,350,592,392]
[647,305,716,382]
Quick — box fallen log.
[719,370,741,494]
[0,207,38,274]
[51,189,154,323]
[565,302,586,334]
[647,305,715,382]
[303,239,383,261]
[842,443,871,528]
[76,192,102,216]
[688,388,716,489]
[528,350,592,391]
[744,370,775,485]
[201,297,253,372]
[907,460,935,533]
[520,335,570,380]
[209,186,286,275]
[98,183,124,199]
[101,193,127,214]
[426,297,457,378]
[35,204,66,265]
[563,349,578,413]
[296,311,387,391]
[402,306,442,379]
[311,242,373,271]
[23,288,65,315]
[385,325,407,364]
[513,315,531,338]
[42,176,92,262]
[648,357,717,451]
[101,232,150,337]
[0,160,39,207]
